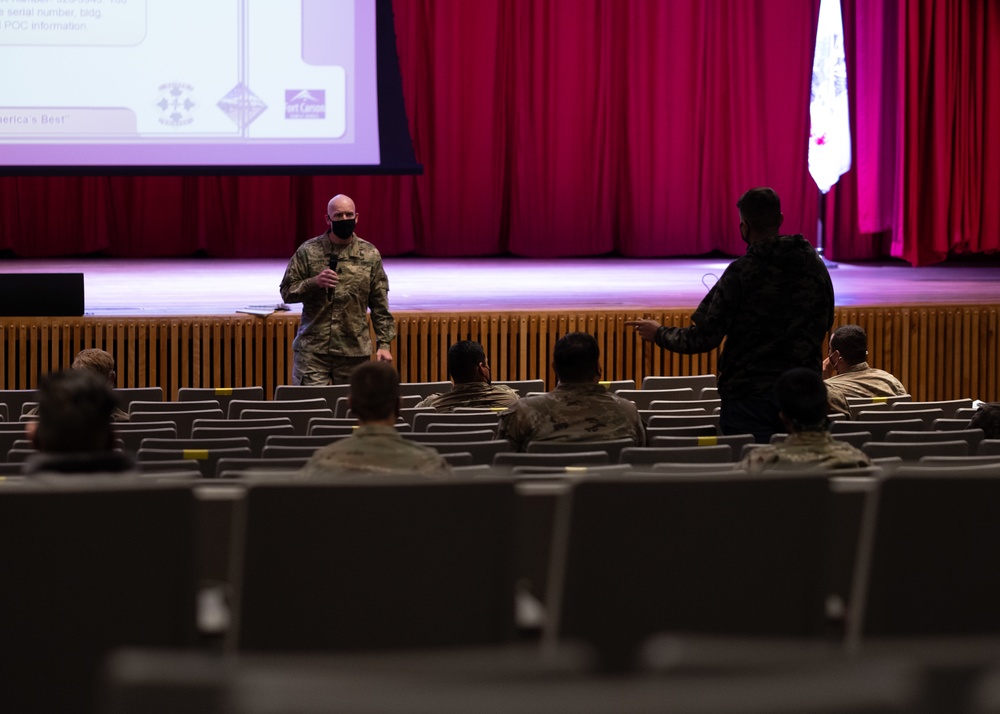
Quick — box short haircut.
[349,361,400,421]
[775,368,829,432]
[447,340,486,382]
[829,325,868,364]
[35,369,117,453]
[553,332,600,383]
[71,348,116,381]
[736,187,782,229]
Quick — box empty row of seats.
[4,468,998,712]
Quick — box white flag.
[808,0,851,194]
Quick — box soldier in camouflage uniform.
[280,194,396,385]
[497,332,645,452]
[627,188,834,443]
[739,368,870,474]
[823,325,908,417]
[300,361,450,478]
[416,340,520,412]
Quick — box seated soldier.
[739,368,871,474]
[23,369,135,475]
[497,332,645,452]
[824,325,907,417]
[416,340,519,412]
[301,361,451,477]
[26,348,129,422]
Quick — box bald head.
[326,194,359,241]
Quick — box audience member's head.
[829,325,868,367]
[30,370,117,453]
[776,368,829,433]
[736,187,784,242]
[71,348,117,384]
[968,403,1000,440]
[447,340,490,384]
[348,361,401,423]
[552,332,602,384]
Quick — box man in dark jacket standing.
[627,187,834,443]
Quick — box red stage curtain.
[1,0,995,265]
[825,0,1000,265]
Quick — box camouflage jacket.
[416,382,520,412]
[825,363,908,417]
[299,425,451,477]
[497,382,646,452]
[738,430,870,474]
[654,235,834,399]
[279,233,396,357]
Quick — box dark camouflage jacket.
[654,235,834,399]
[280,233,396,357]
[825,363,908,417]
[300,425,451,477]
[738,430,871,474]
[416,382,520,412]
[497,382,645,452]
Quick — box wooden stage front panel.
[2,305,997,403]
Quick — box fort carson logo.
[285,89,326,120]
[156,83,196,127]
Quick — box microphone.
[327,255,338,300]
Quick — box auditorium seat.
[831,418,923,442]
[401,429,498,443]
[849,473,1000,641]
[113,387,164,413]
[115,427,177,455]
[231,480,517,652]
[885,428,985,452]
[644,413,721,433]
[136,443,252,478]
[239,408,334,435]
[264,434,340,450]
[0,481,199,714]
[413,410,501,432]
[648,399,723,413]
[641,374,717,391]
[645,424,718,438]
[227,397,329,419]
[0,389,39,422]
[214,456,310,479]
[614,388,697,409]
[192,424,295,457]
[397,381,454,399]
[426,439,511,465]
[890,398,974,419]
[273,384,349,412]
[651,433,755,453]
[547,474,831,669]
[493,451,610,469]
[619,445,733,465]
[855,409,945,428]
[494,379,546,396]
[860,440,969,461]
[129,399,222,415]
[179,386,264,415]
[772,431,873,449]
[426,421,500,433]
[130,410,225,439]
[527,437,635,463]
[597,379,635,392]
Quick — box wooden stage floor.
[2,256,998,316]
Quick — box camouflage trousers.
[292,351,370,386]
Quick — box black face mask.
[329,218,356,240]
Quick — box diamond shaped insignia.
[217,83,267,128]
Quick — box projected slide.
[0,0,380,167]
